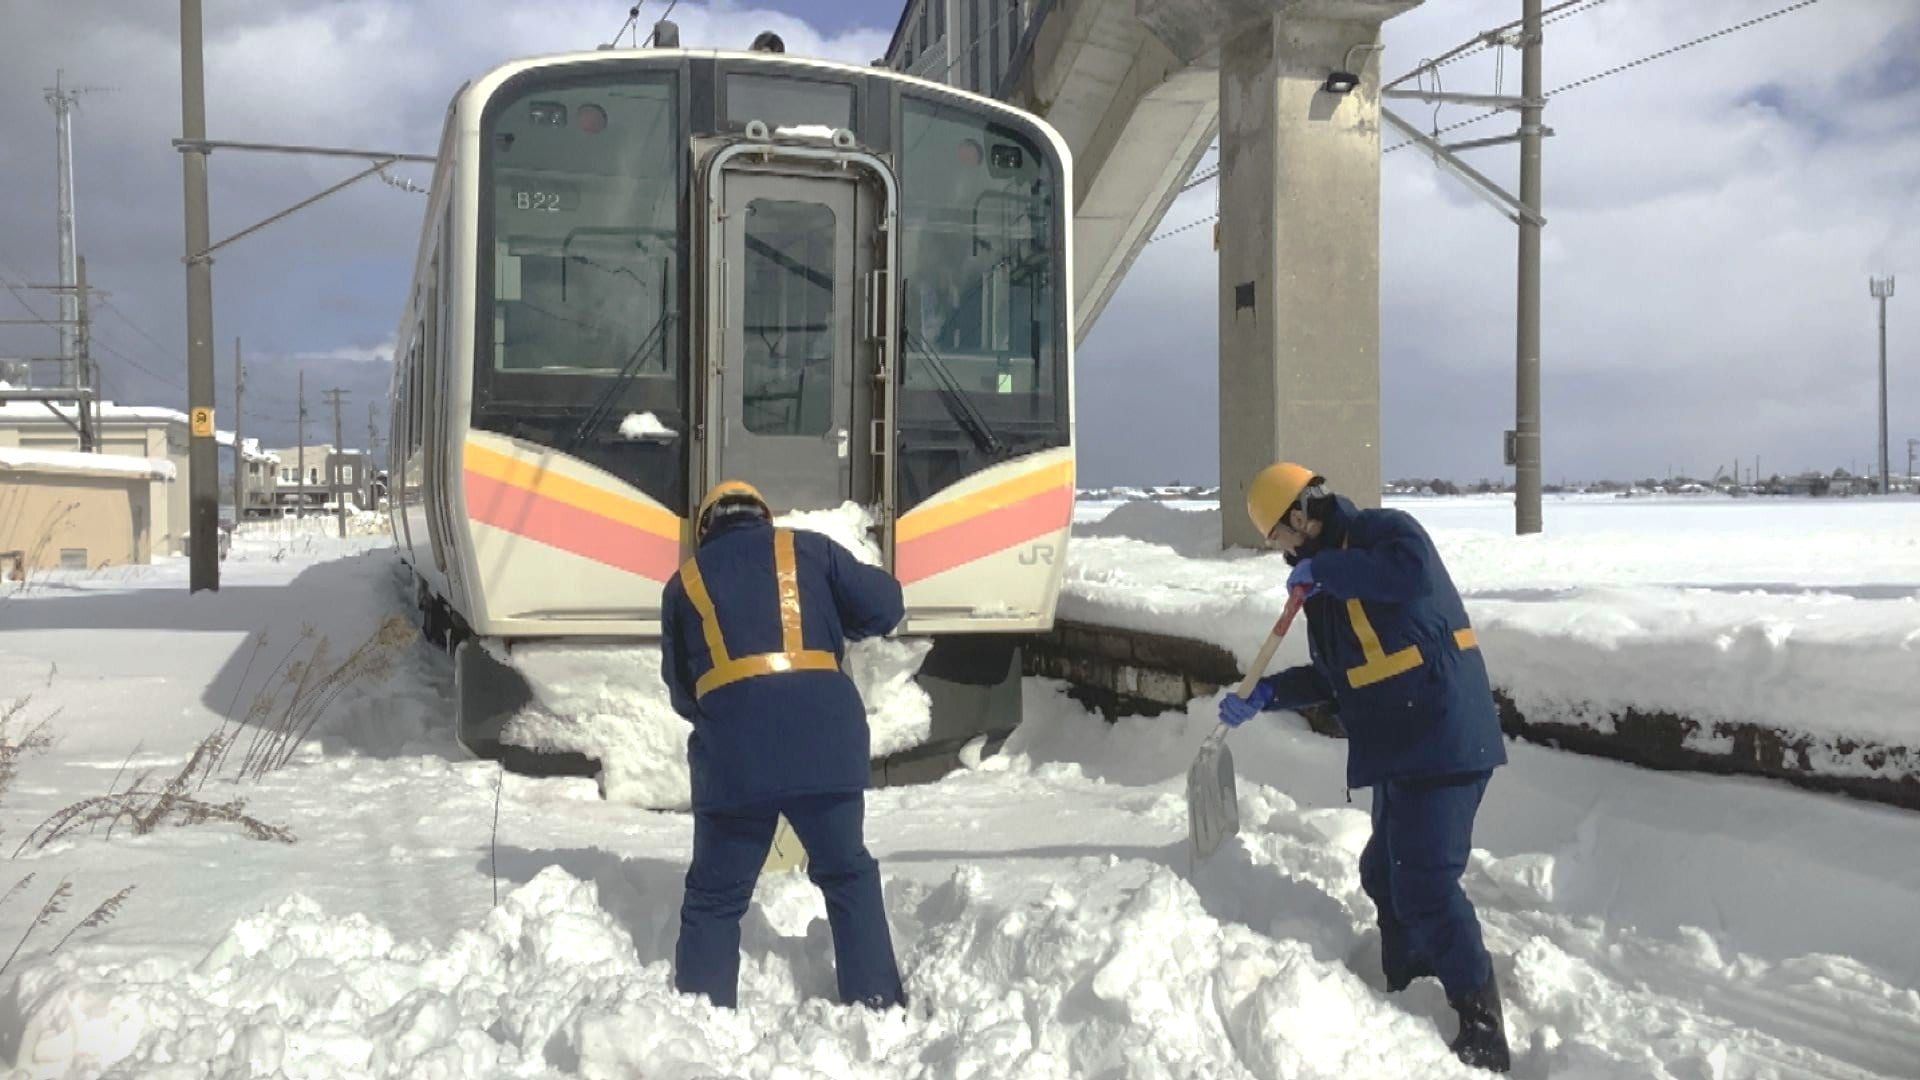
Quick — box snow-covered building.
[0,401,272,554]
[0,445,174,572]
[260,444,372,513]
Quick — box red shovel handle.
[1233,584,1313,699]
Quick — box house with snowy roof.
[0,400,271,555]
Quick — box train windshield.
[897,95,1067,506]
[474,71,687,511]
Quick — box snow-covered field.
[1072,495,1920,759]
[0,505,1915,1078]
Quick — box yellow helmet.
[696,479,771,537]
[1246,462,1324,537]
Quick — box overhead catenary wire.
[1383,0,1827,153]
[1153,0,1827,242]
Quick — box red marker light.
[577,103,608,134]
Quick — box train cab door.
[711,171,867,515]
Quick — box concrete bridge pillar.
[1210,1,1417,546]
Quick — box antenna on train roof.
[600,4,643,50]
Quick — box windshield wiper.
[565,306,676,451]
[903,328,1003,458]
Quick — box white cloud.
[5,0,1914,484]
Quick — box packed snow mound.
[4,861,1472,1078]
[1073,499,1219,557]
[498,504,934,807]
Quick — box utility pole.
[324,387,348,538]
[46,72,106,367]
[179,0,219,591]
[297,370,307,519]
[232,337,244,521]
[75,255,96,452]
[366,399,380,510]
[1514,0,1544,534]
[1870,276,1894,495]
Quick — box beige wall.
[0,418,186,556]
[0,469,148,573]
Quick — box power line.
[1549,0,1821,96]
[95,295,185,368]
[1384,0,1827,153]
[88,335,188,393]
[1149,213,1217,244]
[1172,0,1609,197]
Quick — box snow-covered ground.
[0,508,1915,1078]
[1071,495,1920,759]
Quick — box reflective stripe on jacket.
[1256,497,1507,789]
[660,517,905,809]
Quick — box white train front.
[387,45,1076,773]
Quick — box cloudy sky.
[1,0,1913,486]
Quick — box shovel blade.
[1186,735,1240,861]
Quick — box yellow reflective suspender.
[681,528,841,697]
[1333,535,1480,691]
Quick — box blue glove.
[1286,558,1320,597]
[1218,680,1275,727]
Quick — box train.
[387,36,1075,774]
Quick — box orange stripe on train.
[464,469,681,582]
[895,484,1072,583]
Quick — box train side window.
[410,330,425,452]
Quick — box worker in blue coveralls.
[1218,462,1513,1073]
[660,479,907,1010]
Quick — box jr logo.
[1019,543,1056,566]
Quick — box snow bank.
[3,859,1469,1079]
[497,503,934,808]
[15,686,1918,1079]
[1069,498,1920,753]
[1074,499,1219,557]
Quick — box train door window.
[717,173,856,513]
[741,199,836,437]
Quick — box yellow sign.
[190,407,214,437]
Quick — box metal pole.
[76,255,95,452]
[180,0,219,591]
[1870,277,1894,494]
[366,399,379,510]
[297,370,306,519]
[1514,0,1544,534]
[1512,0,1543,530]
[233,336,244,521]
[50,72,79,366]
[327,387,348,539]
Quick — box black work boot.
[1448,971,1512,1073]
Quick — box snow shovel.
[1187,585,1310,863]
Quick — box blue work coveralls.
[659,516,906,1009]
[1252,496,1507,998]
